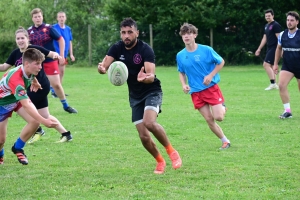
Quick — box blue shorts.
[129,92,162,124]
[0,102,21,122]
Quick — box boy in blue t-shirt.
[176,23,231,150]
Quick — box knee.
[214,115,224,122]
[143,121,155,131]
[205,116,216,126]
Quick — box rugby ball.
[107,61,128,86]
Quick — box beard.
[124,38,137,49]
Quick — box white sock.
[221,136,230,143]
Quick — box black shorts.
[129,92,162,124]
[281,64,300,79]
[27,82,50,109]
[264,46,276,65]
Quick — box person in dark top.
[255,8,282,90]
[28,8,77,113]
[273,11,300,119]
[98,17,182,174]
[0,27,73,144]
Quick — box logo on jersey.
[18,90,26,97]
[30,30,34,34]
[269,25,273,30]
[42,28,47,33]
[133,54,142,64]
[194,55,200,62]
[119,55,125,60]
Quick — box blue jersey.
[28,23,62,63]
[176,44,223,94]
[52,24,73,58]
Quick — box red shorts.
[191,84,225,109]
[43,61,59,75]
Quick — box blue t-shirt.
[176,44,223,94]
[52,24,73,58]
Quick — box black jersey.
[281,29,300,68]
[6,45,50,92]
[265,21,282,48]
[107,40,162,99]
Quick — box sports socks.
[283,103,291,113]
[165,144,175,155]
[61,99,69,109]
[221,136,230,143]
[0,148,4,157]
[50,86,55,94]
[14,137,26,149]
[155,154,165,163]
[270,79,275,84]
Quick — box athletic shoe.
[169,150,182,169]
[0,157,3,164]
[219,142,231,150]
[56,132,73,143]
[51,92,58,98]
[279,111,292,119]
[11,145,28,165]
[265,84,279,91]
[28,127,45,144]
[154,160,166,174]
[64,106,78,114]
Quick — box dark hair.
[120,17,137,29]
[286,11,299,21]
[264,9,274,16]
[179,23,198,36]
[22,48,45,63]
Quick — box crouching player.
[0,48,58,165]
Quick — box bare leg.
[278,70,294,104]
[47,74,66,100]
[199,104,225,139]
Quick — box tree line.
[0,0,299,66]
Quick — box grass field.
[1,65,300,200]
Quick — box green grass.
[1,65,300,199]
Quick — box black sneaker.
[64,106,78,114]
[279,111,292,119]
[56,131,73,143]
[51,92,58,98]
[11,145,28,165]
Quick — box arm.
[179,72,190,94]
[137,62,155,83]
[98,55,115,74]
[47,51,62,60]
[19,99,57,128]
[57,37,65,65]
[58,37,65,58]
[273,44,282,75]
[203,59,225,86]
[255,34,267,56]
[0,63,12,71]
[69,41,75,61]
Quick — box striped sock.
[60,99,69,109]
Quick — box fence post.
[210,28,213,48]
[149,24,153,49]
[88,24,92,65]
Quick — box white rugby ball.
[107,61,128,86]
